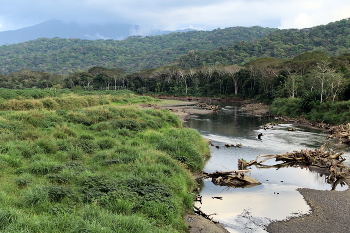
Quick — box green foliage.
[270,97,350,124]
[270,98,303,118]
[307,101,350,124]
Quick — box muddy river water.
[184,105,350,233]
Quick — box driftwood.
[225,143,242,148]
[327,123,350,144]
[262,122,279,130]
[196,103,221,111]
[193,206,219,224]
[203,170,260,188]
[242,144,349,185]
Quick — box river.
[184,104,350,233]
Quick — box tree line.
[1,51,349,103]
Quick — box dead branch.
[193,206,219,224]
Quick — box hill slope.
[0,26,277,74]
[174,18,350,68]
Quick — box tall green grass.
[0,91,208,232]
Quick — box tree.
[223,65,242,95]
[310,61,346,103]
[109,68,125,91]
[284,74,302,98]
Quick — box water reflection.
[185,105,349,232]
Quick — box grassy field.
[0,90,210,232]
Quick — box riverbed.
[184,105,350,233]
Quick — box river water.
[184,105,350,233]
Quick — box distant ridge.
[0,19,196,45]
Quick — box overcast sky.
[1,0,350,32]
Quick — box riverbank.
[139,99,216,122]
[267,188,350,232]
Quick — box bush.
[47,186,72,202]
[270,98,303,118]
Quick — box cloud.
[0,0,349,32]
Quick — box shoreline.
[267,188,350,233]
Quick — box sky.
[0,0,350,33]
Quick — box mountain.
[0,25,277,74]
[0,20,139,45]
[0,20,197,45]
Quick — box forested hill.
[174,18,350,68]
[0,26,277,74]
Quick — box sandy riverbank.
[267,188,350,233]
[140,99,216,121]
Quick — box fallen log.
[203,170,260,188]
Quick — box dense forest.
[0,26,276,74]
[174,18,350,68]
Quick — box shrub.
[47,186,72,202]
[269,98,302,117]
[79,176,119,202]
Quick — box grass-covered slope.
[0,91,209,232]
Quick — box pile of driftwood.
[327,123,350,144]
[196,103,221,111]
[202,170,261,188]
[240,144,349,185]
